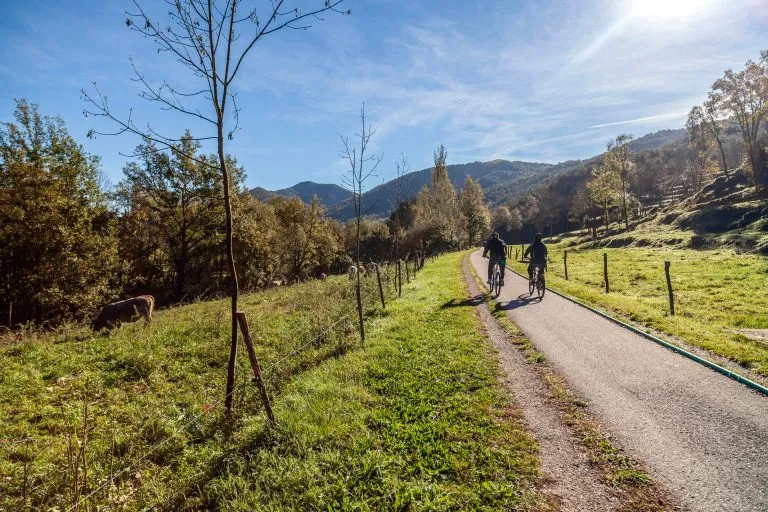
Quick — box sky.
[1,0,767,191]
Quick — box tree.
[459,177,491,246]
[341,104,381,345]
[115,132,238,301]
[602,134,635,230]
[687,94,730,178]
[587,164,621,234]
[0,100,119,326]
[390,154,414,261]
[412,145,465,250]
[713,50,768,185]
[82,0,349,416]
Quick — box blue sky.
[1,0,767,190]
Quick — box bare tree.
[82,0,349,416]
[391,153,413,261]
[341,103,382,345]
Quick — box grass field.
[1,253,543,511]
[509,244,768,378]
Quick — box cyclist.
[524,233,548,283]
[482,232,507,287]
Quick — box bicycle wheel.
[528,269,536,295]
[494,265,502,297]
[537,273,546,299]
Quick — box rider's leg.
[527,263,534,281]
[500,258,506,284]
[487,257,493,283]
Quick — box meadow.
[1,254,543,511]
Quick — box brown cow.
[92,295,154,331]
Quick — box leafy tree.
[115,133,240,301]
[602,134,635,230]
[587,164,621,234]
[413,145,465,250]
[0,100,119,326]
[273,196,342,280]
[460,176,490,245]
[687,94,730,177]
[713,50,768,185]
[346,218,391,263]
[233,194,281,288]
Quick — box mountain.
[250,127,691,221]
[249,181,352,206]
[628,128,687,152]
[327,160,556,221]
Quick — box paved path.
[470,250,768,512]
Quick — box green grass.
[509,245,768,377]
[1,254,543,511]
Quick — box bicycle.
[490,261,502,298]
[528,263,546,299]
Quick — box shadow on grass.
[441,294,485,309]
[494,294,542,311]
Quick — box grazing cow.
[270,280,283,288]
[348,265,358,280]
[319,273,327,281]
[92,295,154,331]
[364,262,376,276]
[358,264,367,278]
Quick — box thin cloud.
[590,112,688,129]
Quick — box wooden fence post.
[235,311,276,424]
[405,258,411,283]
[603,253,609,293]
[664,261,675,316]
[521,243,524,257]
[398,260,402,297]
[355,283,365,346]
[375,264,385,309]
[564,250,568,280]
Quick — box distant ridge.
[249,127,689,221]
[250,181,352,206]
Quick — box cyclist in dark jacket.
[524,233,548,281]
[482,233,507,286]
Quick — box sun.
[629,0,716,20]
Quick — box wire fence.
[2,260,416,512]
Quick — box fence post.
[235,311,276,424]
[355,283,365,346]
[375,264,385,309]
[521,243,524,257]
[398,260,402,297]
[564,250,568,280]
[405,258,411,283]
[603,253,609,293]
[664,261,675,316]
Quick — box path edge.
[501,259,768,398]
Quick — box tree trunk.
[220,120,240,417]
[621,177,629,231]
[715,138,729,179]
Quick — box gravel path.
[469,250,768,512]
[462,257,622,511]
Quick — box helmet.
[534,233,543,242]
[491,232,499,239]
